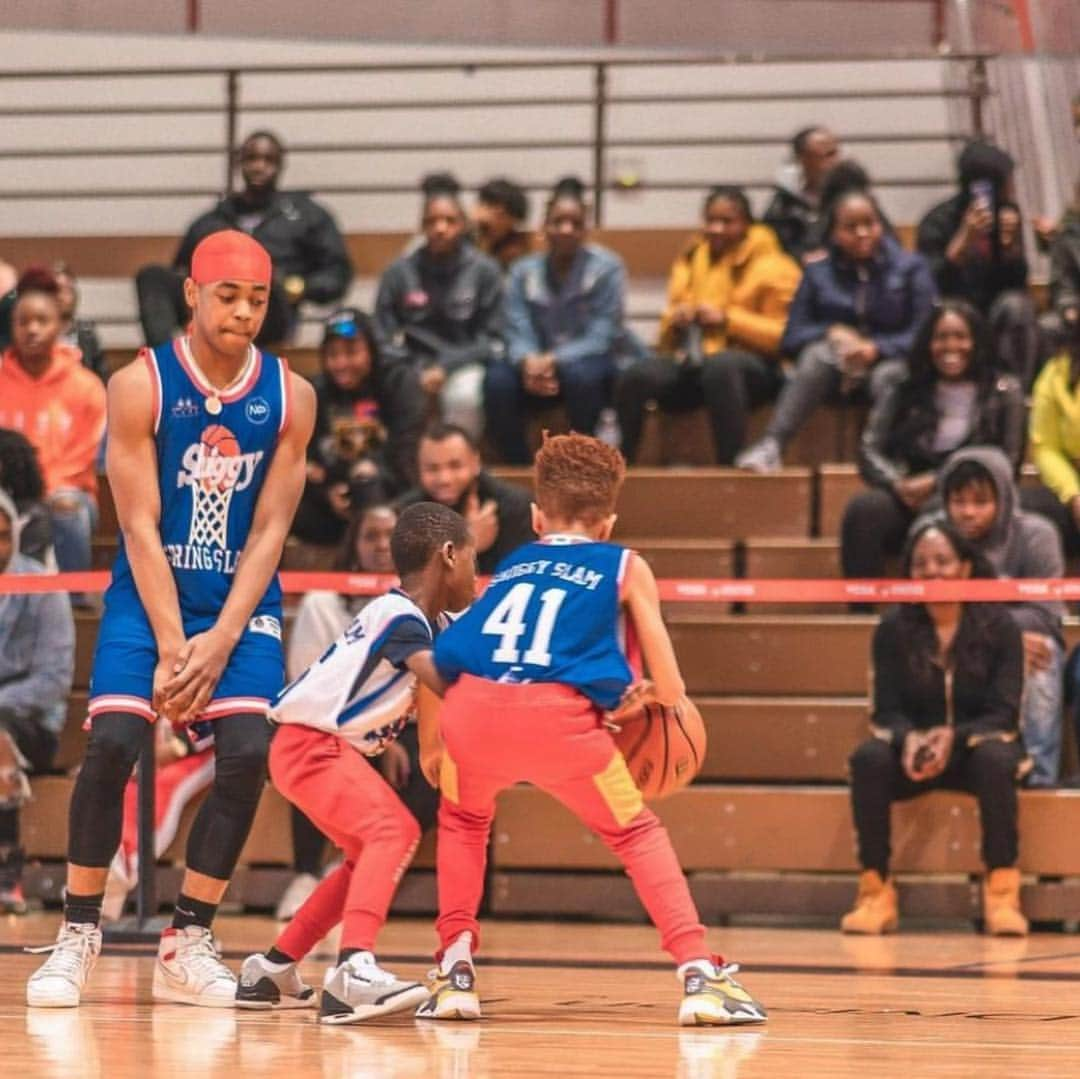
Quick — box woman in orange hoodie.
[0,268,106,573]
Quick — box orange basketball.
[612,696,706,800]
[202,424,239,454]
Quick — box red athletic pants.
[435,676,708,965]
[268,724,420,958]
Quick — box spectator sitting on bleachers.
[52,262,106,382]
[396,422,532,575]
[485,176,641,463]
[0,269,106,574]
[0,258,16,350]
[917,140,1038,385]
[1042,178,1080,357]
[762,126,841,263]
[841,300,1024,579]
[1024,324,1080,557]
[135,130,353,347]
[290,309,425,549]
[737,191,937,472]
[844,520,1028,937]
[614,185,800,464]
[925,449,1066,789]
[375,181,503,440]
[0,429,54,567]
[473,178,533,273]
[277,502,438,922]
[797,159,899,264]
[0,487,75,914]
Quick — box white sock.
[442,931,474,973]
[676,957,715,979]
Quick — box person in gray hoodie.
[0,487,75,912]
[924,447,1065,786]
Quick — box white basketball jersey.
[271,590,439,755]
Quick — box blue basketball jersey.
[104,337,292,632]
[434,535,634,709]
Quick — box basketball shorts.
[88,611,284,748]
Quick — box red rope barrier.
[1,570,1075,603]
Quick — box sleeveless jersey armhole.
[140,347,163,435]
[617,548,636,603]
[277,355,293,439]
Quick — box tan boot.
[982,867,1028,936]
[840,870,898,934]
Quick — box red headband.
[190,230,272,286]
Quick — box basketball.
[199,424,241,491]
[612,696,706,800]
[202,423,240,455]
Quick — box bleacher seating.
[25,462,1080,923]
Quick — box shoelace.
[176,932,235,985]
[25,924,98,981]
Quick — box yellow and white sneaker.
[677,958,767,1026]
[414,960,482,1021]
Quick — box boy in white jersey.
[236,502,475,1024]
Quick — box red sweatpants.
[435,676,708,965]
[268,724,421,958]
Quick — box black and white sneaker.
[318,952,429,1025]
[235,952,317,1010]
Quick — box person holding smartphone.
[917,140,1038,385]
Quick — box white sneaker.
[318,952,430,1025]
[26,922,102,1007]
[152,926,238,1007]
[734,437,782,473]
[275,872,319,922]
[235,952,317,1010]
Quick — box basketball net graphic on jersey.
[176,425,264,549]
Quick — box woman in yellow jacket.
[1026,342,1080,555]
[614,186,801,463]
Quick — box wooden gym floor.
[3,914,1080,1077]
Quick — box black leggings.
[848,736,1023,877]
[69,711,271,880]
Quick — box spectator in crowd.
[0,258,17,350]
[0,269,106,574]
[277,502,439,922]
[1042,179,1080,356]
[763,126,841,263]
[485,176,639,464]
[52,262,106,382]
[843,521,1027,936]
[473,178,533,273]
[614,185,800,464]
[917,140,1038,384]
[841,300,1025,579]
[396,422,532,575]
[797,159,899,263]
[1025,324,1080,556]
[0,429,53,566]
[290,308,425,549]
[927,449,1065,788]
[0,488,75,913]
[375,183,503,440]
[737,191,937,472]
[135,130,353,347]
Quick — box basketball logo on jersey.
[169,424,264,559]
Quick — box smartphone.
[969,178,994,214]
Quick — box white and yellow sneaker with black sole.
[677,959,767,1026]
[414,959,482,1020]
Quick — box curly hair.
[0,428,45,502]
[15,266,61,299]
[534,432,625,525]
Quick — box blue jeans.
[1023,635,1064,787]
[48,488,98,573]
[484,353,615,464]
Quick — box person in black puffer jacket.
[841,299,1026,579]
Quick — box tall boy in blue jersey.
[28,230,316,1009]
[418,433,766,1026]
